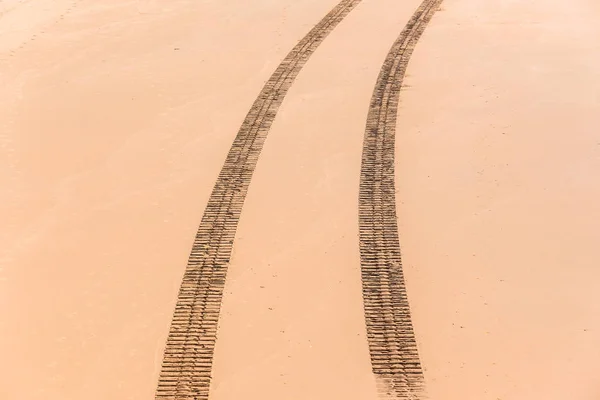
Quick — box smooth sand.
[1,0,599,399]
[1,1,350,398]
[397,1,600,399]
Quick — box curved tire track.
[358,0,442,398]
[155,1,362,398]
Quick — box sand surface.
[1,0,599,399]
[398,1,600,399]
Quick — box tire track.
[358,0,442,398]
[155,1,361,398]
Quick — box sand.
[1,0,599,399]
[209,1,425,398]
[397,0,600,399]
[1,0,351,398]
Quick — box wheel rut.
[358,0,442,398]
[155,1,362,398]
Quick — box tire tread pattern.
[155,1,362,398]
[359,1,442,398]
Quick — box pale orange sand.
[1,0,599,399]
[397,1,600,399]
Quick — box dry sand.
[398,0,600,399]
[1,0,599,399]
[1,0,354,398]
